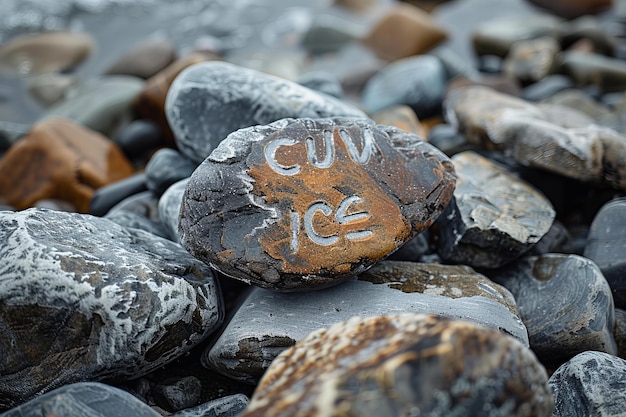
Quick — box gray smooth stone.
[0,382,160,417]
[361,55,448,117]
[490,254,617,366]
[145,148,197,197]
[204,261,528,384]
[106,190,161,223]
[296,71,344,99]
[165,61,366,164]
[153,376,202,412]
[550,351,626,417]
[170,394,249,417]
[105,209,169,239]
[301,14,362,55]
[559,50,626,93]
[0,209,222,409]
[158,178,188,242]
[27,73,78,106]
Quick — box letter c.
[265,138,301,176]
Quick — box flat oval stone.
[0,208,222,409]
[165,61,367,164]
[490,254,617,367]
[145,148,197,197]
[179,117,456,291]
[89,173,148,217]
[239,314,553,417]
[550,351,626,417]
[158,178,188,243]
[105,39,177,80]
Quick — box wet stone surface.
[179,117,456,291]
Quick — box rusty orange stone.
[0,118,134,212]
[179,117,455,291]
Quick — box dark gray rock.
[205,261,528,384]
[89,172,148,217]
[361,55,447,117]
[550,351,626,417]
[427,123,474,156]
[296,71,344,99]
[521,75,575,102]
[145,148,198,197]
[165,61,366,164]
[113,119,164,164]
[179,117,456,291]
[105,209,169,239]
[0,382,160,417]
[153,376,202,412]
[106,190,161,223]
[158,178,188,242]
[489,254,617,367]
[170,394,249,417]
[559,51,626,93]
[584,197,626,308]
[437,151,555,268]
[616,308,626,360]
[240,314,553,417]
[0,208,222,409]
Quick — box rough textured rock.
[179,117,456,291]
[145,148,197,197]
[0,382,161,417]
[158,178,188,242]
[0,118,134,212]
[153,376,202,412]
[169,394,249,417]
[0,208,222,409]
[490,254,617,366]
[437,151,555,268]
[205,261,528,384]
[549,351,626,417]
[105,38,177,80]
[240,314,553,417]
[165,61,367,164]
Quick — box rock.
[158,178,188,242]
[584,197,626,308]
[385,231,431,261]
[427,123,473,155]
[361,55,448,117]
[549,351,626,417]
[33,198,75,212]
[362,3,447,61]
[490,254,617,366]
[0,121,29,152]
[437,151,555,268]
[133,52,219,143]
[105,39,177,80]
[153,376,202,412]
[43,75,145,138]
[521,74,575,102]
[371,105,427,138]
[145,148,197,197]
[169,394,249,417]
[300,14,362,55]
[205,261,529,383]
[105,190,160,223]
[503,36,560,84]
[0,208,222,409]
[334,0,376,13]
[471,15,562,58]
[113,120,165,164]
[559,51,626,93]
[540,88,609,120]
[179,117,456,291]
[165,61,366,164]
[616,309,626,359]
[27,73,78,106]
[561,16,618,57]
[0,118,134,212]
[0,382,161,417]
[239,314,553,417]
[527,0,613,18]
[526,219,571,255]
[105,209,169,239]
[296,71,344,99]
[89,173,148,217]
[0,31,93,75]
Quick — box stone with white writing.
[179,117,456,291]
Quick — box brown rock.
[334,0,376,13]
[362,3,447,61]
[0,31,93,76]
[0,118,134,212]
[132,52,220,143]
[105,39,177,80]
[241,314,553,417]
[371,104,427,138]
[526,0,612,18]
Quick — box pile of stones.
[0,0,625,416]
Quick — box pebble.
[549,351,626,417]
[112,119,165,165]
[362,3,447,61]
[559,50,626,93]
[489,254,617,367]
[169,394,249,417]
[158,178,188,242]
[0,118,133,212]
[239,314,553,417]
[145,148,198,197]
[0,31,93,75]
[296,71,344,99]
[179,117,456,291]
[0,208,222,409]
[371,104,427,138]
[153,376,202,412]
[43,75,145,138]
[361,54,448,116]
[584,197,626,308]
[521,74,575,102]
[616,308,626,359]
[427,122,474,155]
[561,16,618,56]
[527,0,613,19]
[165,61,366,164]
[27,73,78,106]
[205,261,528,383]
[502,36,560,84]
[89,172,148,217]
[104,209,169,239]
[105,38,178,80]
[300,14,362,55]
[437,151,555,268]
[0,382,161,417]
[105,190,161,223]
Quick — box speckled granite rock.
[549,351,626,417]
[0,208,222,409]
[165,61,366,164]
[179,117,456,291]
[205,261,528,383]
[240,314,553,417]
[490,254,617,367]
[437,151,555,268]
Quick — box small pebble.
[145,148,197,197]
[106,38,177,80]
[89,173,148,217]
